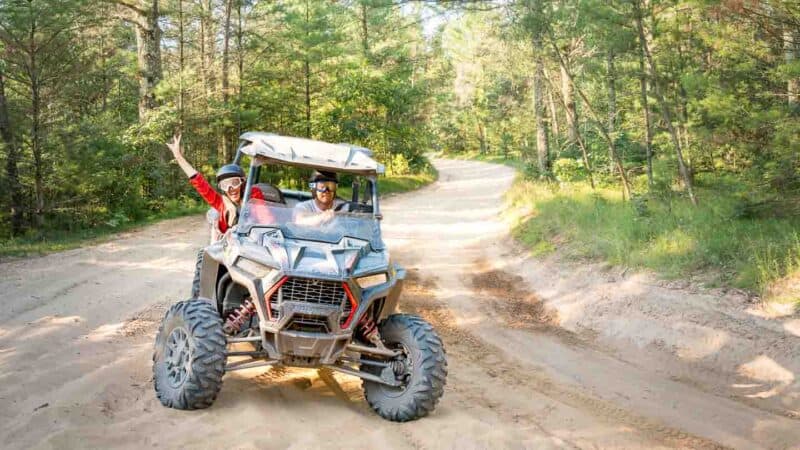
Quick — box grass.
[0,201,208,259]
[0,167,438,260]
[380,166,438,195]
[505,176,800,301]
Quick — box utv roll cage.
[232,132,385,220]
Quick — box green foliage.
[553,158,586,182]
[0,196,206,258]
[0,0,437,242]
[508,176,800,294]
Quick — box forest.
[0,0,799,299]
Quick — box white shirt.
[294,198,344,214]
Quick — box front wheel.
[362,314,448,422]
[190,249,203,299]
[153,299,226,410]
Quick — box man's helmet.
[309,170,338,184]
[216,164,245,183]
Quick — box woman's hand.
[166,133,197,178]
[166,133,183,160]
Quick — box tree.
[111,0,163,120]
[0,62,22,234]
[633,0,696,204]
[527,0,550,173]
[0,0,91,226]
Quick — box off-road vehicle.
[152,132,447,422]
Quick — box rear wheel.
[153,299,226,410]
[362,314,447,422]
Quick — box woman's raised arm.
[166,133,198,178]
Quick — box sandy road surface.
[1,159,798,449]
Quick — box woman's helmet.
[216,164,245,183]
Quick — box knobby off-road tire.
[363,314,447,422]
[190,249,204,299]
[153,299,226,410]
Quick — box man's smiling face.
[313,181,337,210]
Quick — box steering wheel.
[334,202,353,212]
[335,201,373,213]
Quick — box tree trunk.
[199,1,208,100]
[533,35,549,172]
[561,63,577,150]
[634,0,697,204]
[637,26,655,188]
[478,122,487,154]
[542,66,595,188]
[236,0,244,137]
[546,84,560,137]
[101,32,108,112]
[548,30,630,199]
[0,69,23,235]
[24,15,45,227]
[134,0,162,121]
[199,0,215,108]
[178,0,184,130]
[607,49,617,172]
[221,0,233,160]
[304,0,311,138]
[304,57,311,138]
[360,1,369,57]
[785,28,799,108]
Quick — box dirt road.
[1,159,798,449]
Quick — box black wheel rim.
[165,327,191,388]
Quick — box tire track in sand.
[400,269,727,450]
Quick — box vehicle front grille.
[286,314,330,333]
[280,277,346,305]
[268,277,349,321]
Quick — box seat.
[253,183,285,205]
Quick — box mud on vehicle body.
[153,132,447,422]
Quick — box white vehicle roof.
[238,132,385,176]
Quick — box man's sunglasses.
[219,177,244,191]
[310,181,337,193]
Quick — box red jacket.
[189,173,263,233]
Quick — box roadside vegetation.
[449,148,800,301]
[507,172,800,297]
[428,1,800,305]
[0,166,436,258]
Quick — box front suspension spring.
[223,298,256,335]
[357,316,379,344]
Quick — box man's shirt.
[294,198,344,214]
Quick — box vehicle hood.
[238,235,390,279]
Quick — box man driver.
[294,170,345,218]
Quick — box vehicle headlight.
[236,258,271,278]
[356,273,388,289]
